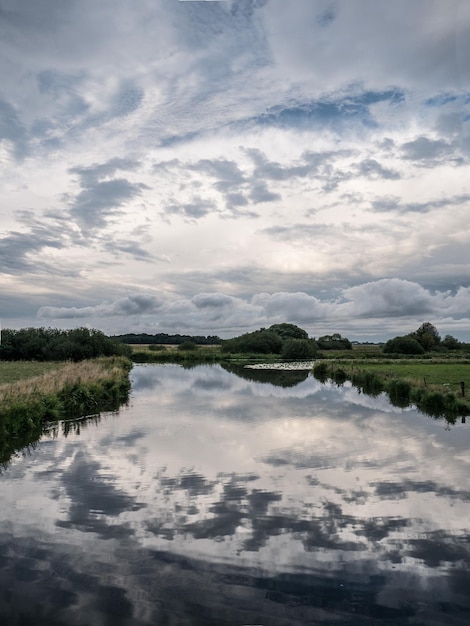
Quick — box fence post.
[461,381,465,397]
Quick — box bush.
[383,336,425,355]
[281,338,318,359]
[148,344,165,351]
[317,333,352,350]
[177,341,198,351]
[221,330,283,354]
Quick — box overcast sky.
[1,0,470,341]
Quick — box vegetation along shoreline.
[0,321,468,462]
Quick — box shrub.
[317,333,352,350]
[383,336,425,355]
[281,338,318,359]
[221,330,283,354]
[177,341,198,351]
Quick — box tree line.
[113,332,222,345]
[383,322,466,354]
[0,327,131,361]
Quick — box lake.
[0,363,469,625]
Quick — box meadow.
[0,361,68,385]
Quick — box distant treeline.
[114,332,222,345]
[0,327,131,361]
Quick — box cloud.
[30,278,470,341]
[38,294,165,319]
[355,158,401,180]
[401,136,455,162]
[252,292,327,323]
[341,279,434,317]
[0,98,28,159]
[68,159,146,232]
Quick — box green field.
[338,361,469,395]
[0,361,67,385]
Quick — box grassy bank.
[0,357,132,462]
[313,359,470,419]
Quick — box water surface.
[0,364,469,625]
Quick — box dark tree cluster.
[0,327,131,362]
[221,323,321,358]
[113,332,221,345]
[316,333,352,350]
[383,322,463,354]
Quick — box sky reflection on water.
[0,363,469,625]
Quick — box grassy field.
[328,360,469,396]
[0,361,68,385]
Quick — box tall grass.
[0,357,132,464]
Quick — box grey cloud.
[70,158,140,186]
[38,294,165,319]
[401,136,454,161]
[102,239,154,261]
[190,158,246,188]
[245,148,312,181]
[249,181,281,204]
[71,179,142,229]
[371,193,470,213]
[0,230,62,273]
[0,98,27,159]
[225,192,249,207]
[356,158,400,180]
[0,210,79,275]
[165,197,216,219]
[68,159,145,232]
[192,293,236,309]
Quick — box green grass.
[313,358,470,418]
[334,361,469,395]
[0,361,68,385]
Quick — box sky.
[1,0,470,341]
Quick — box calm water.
[0,363,469,625]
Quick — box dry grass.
[0,358,127,409]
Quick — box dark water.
[0,363,469,625]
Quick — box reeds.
[0,357,132,438]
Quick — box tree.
[383,335,425,355]
[281,338,318,359]
[442,334,461,350]
[221,330,283,354]
[412,322,441,351]
[317,333,352,350]
[268,323,308,341]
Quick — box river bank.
[0,357,132,465]
[313,359,470,419]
